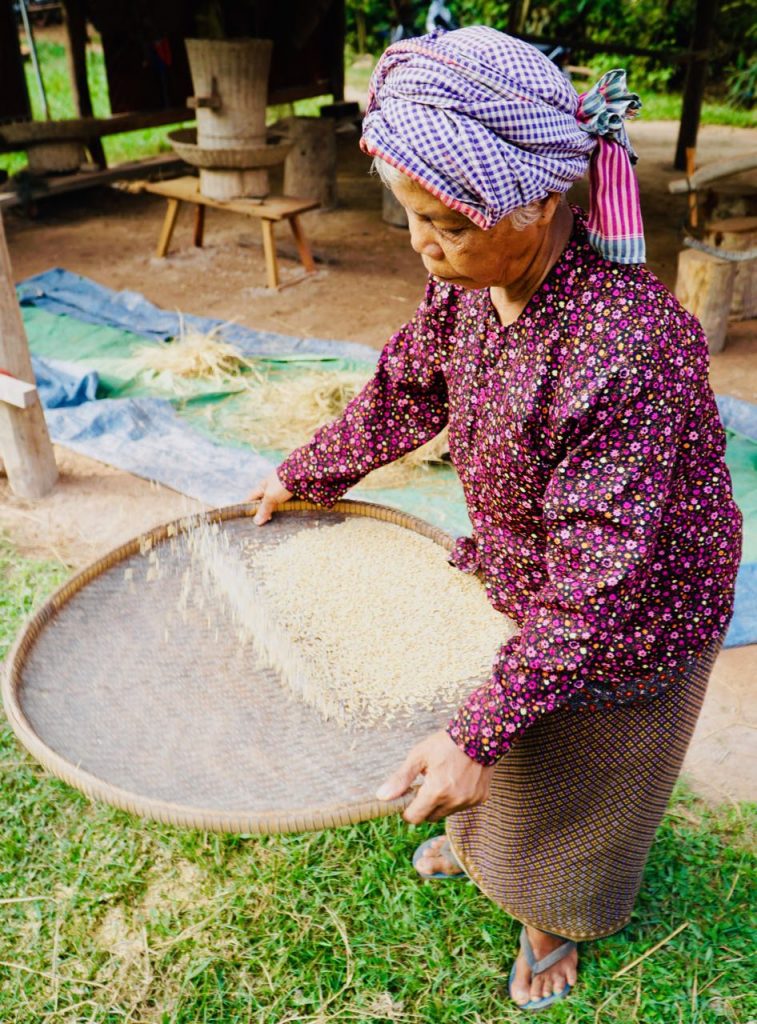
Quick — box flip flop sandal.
[412,837,465,880]
[508,926,576,1012]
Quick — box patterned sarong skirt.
[446,644,720,941]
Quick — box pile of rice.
[187,517,517,727]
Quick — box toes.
[529,974,546,1003]
[415,837,459,876]
[510,955,532,1006]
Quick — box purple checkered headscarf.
[361,26,645,264]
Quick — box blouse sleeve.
[276,279,451,506]
[447,367,688,766]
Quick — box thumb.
[376,750,425,801]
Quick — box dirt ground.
[1,120,755,803]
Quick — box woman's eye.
[437,225,465,238]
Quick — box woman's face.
[390,174,559,291]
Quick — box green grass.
[0,536,755,1022]
[637,92,756,128]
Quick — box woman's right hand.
[248,471,293,526]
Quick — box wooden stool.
[142,176,320,289]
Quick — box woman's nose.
[408,215,445,261]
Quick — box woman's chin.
[430,270,476,287]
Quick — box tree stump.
[703,217,757,320]
[0,213,57,498]
[674,248,736,354]
[281,117,337,210]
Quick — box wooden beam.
[0,374,37,409]
[61,0,106,167]
[674,0,720,171]
[513,31,713,64]
[0,108,192,152]
[668,155,757,193]
[0,153,187,211]
[0,212,57,498]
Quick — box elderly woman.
[250,27,741,1012]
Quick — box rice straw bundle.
[131,321,262,395]
[210,368,450,489]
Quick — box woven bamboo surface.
[3,500,465,835]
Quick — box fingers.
[402,783,446,824]
[253,493,276,526]
[249,472,293,526]
[375,751,424,802]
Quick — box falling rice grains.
[245,518,518,726]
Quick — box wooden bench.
[140,176,320,290]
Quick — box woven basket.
[3,500,463,835]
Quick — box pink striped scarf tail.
[577,70,645,265]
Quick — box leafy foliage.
[345,0,756,106]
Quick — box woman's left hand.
[375,729,495,823]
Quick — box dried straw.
[130,320,262,395]
[209,368,450,489]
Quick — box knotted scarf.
[361,26,645,264]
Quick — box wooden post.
[0,214,57,498]
[156,199,181,258]
[282,118,338,210]
[61,0,106,167]
[260,220,279,290]
[329,0,346,101]
[686,148,698,229]
[674,248,736,354]
[703,217,757,320]
[193,205,205,248]
[674,0,719,171]
[289,215,316,274]
[0,0,31,122]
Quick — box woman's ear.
[538,193,563,226]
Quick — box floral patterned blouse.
[277,211,742,766]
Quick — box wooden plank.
[0,374,37,410]
[0,153,186,210]
[142,177,320,221]
[156,199,181,258]
[0,108,192,150]
[0,212,57,498]
[668,155,757,194]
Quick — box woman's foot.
[510,926,578,1007]
[413,835,463,877]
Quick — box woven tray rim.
[2,499,453,835]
